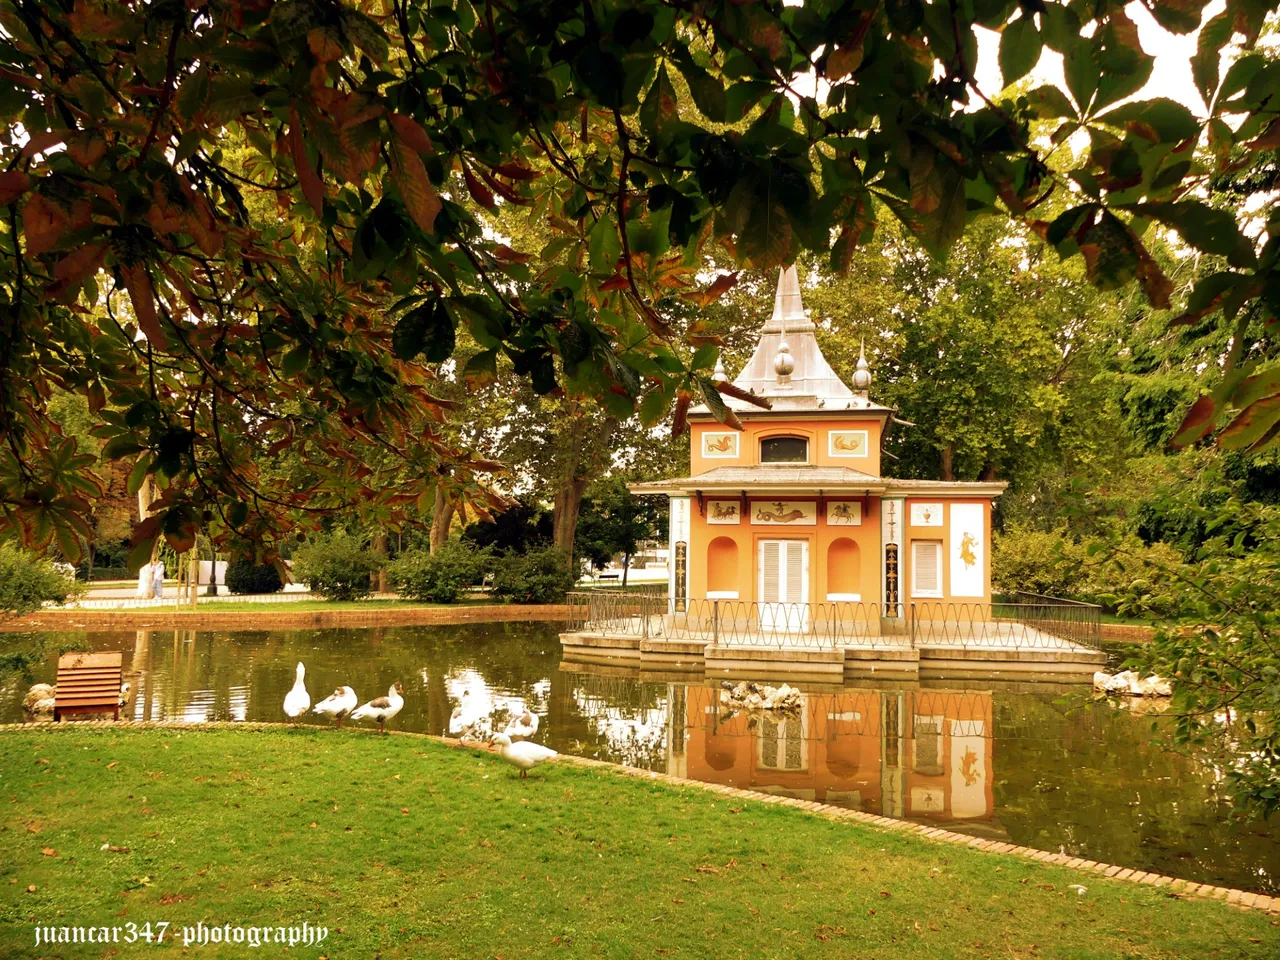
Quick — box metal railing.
[567,591,1103,652]
[568,592,901,650]
[913,600,1102,651]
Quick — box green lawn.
[1,728,1272,959]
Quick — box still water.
[2,622,1276,894]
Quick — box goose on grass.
[491,732,557,778]
[283,662,310,723]
[349,682,405,734]
[313,686,358,728]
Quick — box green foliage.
[2,0,1278,565]
[291,534,381,602]
[462,498,553,554]
[1115,500,1280,818]
[224,559,284,595]
[386,541,489,604]
[0,542,80,619]
[575,478,664,572]
[490,546,576,604]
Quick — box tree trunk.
[979,461,999,482]
[371,531,388,593]
[621,550,630,587]
[430,486,455,554]
[552,477,589,559]
[939,443,954,482]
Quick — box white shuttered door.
[758,540,808,631]
[912,541,942,598]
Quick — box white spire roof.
[700,265,890,415]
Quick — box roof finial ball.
[773,339,794,383]
[853,338,872,401]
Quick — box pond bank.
[1,723,1274,959]
[0,602,570,632]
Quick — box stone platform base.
[560,629,1108,682]
[704,643,845,679]
[917,643,1107,678]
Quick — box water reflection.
[0,623,1275,894]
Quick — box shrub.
[991,526,1085,599]
[490,546,576,604]
[387,541,488,604]
[0,543,82,619]
[225,558,284,595]
[291,534,381,601]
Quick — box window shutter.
[761,541,780,603]
[784,541,804,603]
[913,542,941,596]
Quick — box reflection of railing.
[567,592,1103,652]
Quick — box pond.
[2,622,1275,895]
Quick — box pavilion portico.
[561,267,1105,680]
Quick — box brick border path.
[2,718,1275,916]
[0,604,570,632]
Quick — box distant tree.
[575,477,666,584]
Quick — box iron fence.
[567,591,1103,652]
[912,599,1101,651]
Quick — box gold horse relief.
[756,501,807,523]
[832,434,864,454]
[830,502,857,523]
[959,532,978,569]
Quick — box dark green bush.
[0,543,81,619]
[489,546,575,604]
[386,541,488,604]
[225,559,284,595]
[291,535,381,601]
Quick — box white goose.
[283,662,310,722]
[313,685,358,728]
[349,682,405,734]
[491,732,557,778]
[503,708,539,739]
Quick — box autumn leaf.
[388,113,434,156]
[40,847,56,857]
[492,245,533,264]
[390,138,441,235]
[462,162,497,210]
[307,27,344,64]
[0,170,31,204]
[682,271,739,307]
[46,243,107,301]
[599,274,630,291]
[289,110,325,217]
[22,193,68,256]
[120,263,168,351]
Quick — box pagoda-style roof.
[631,465,1006,497]
[692,265,894,417]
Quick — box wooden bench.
[54,651,122,721]
[597,573,620,581]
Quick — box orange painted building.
[634,267,1006,617]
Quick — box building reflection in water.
[676,685,996,829]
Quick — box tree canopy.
[1,0,1277,564]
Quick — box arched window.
[760,436,808,463]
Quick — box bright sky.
[971,1,1226,116]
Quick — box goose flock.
[282,664,555,776]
